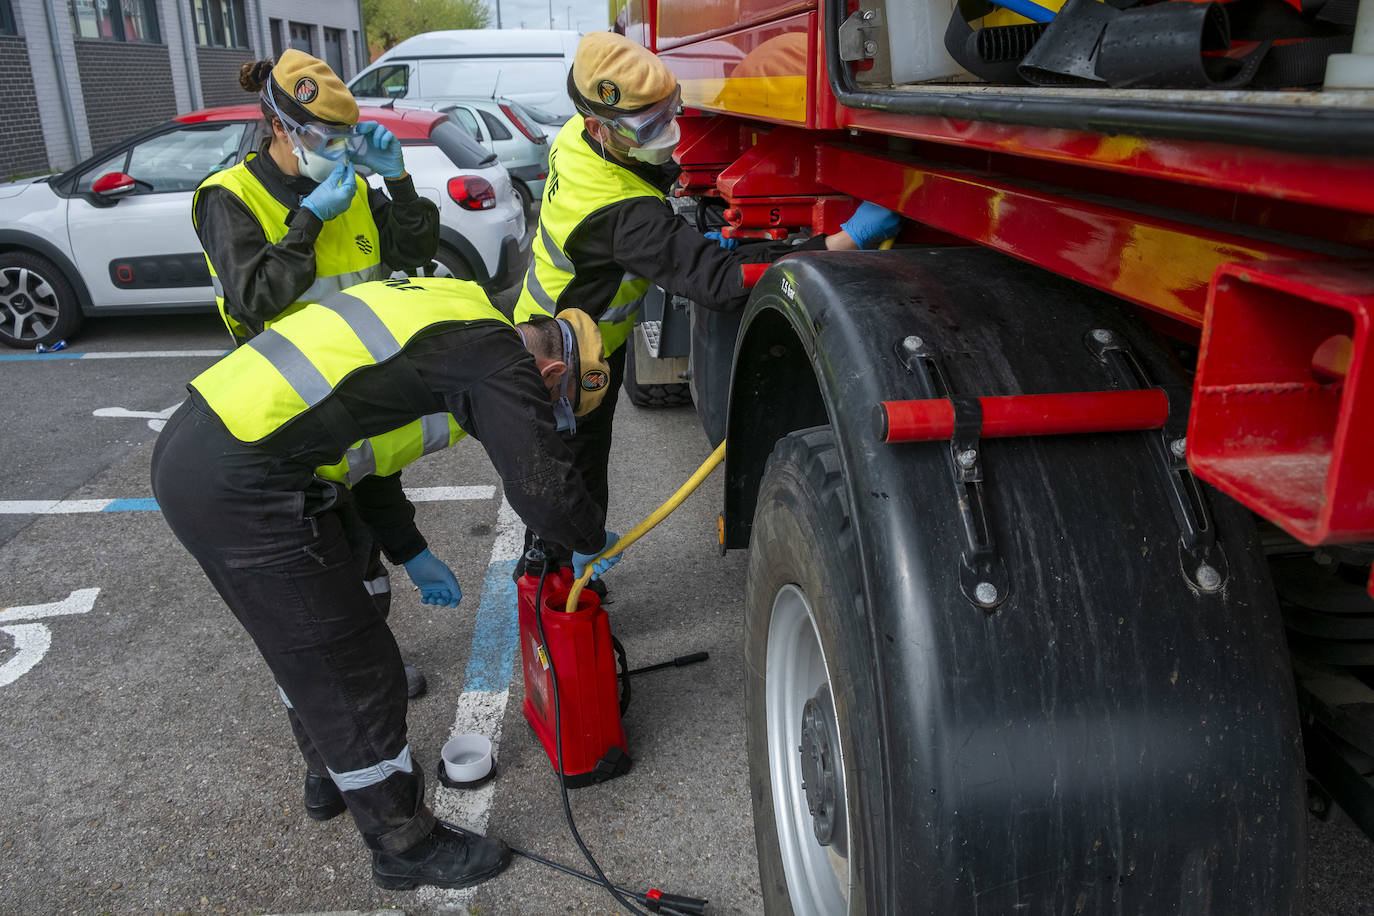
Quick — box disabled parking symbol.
[0,588,99,688]
[93,402,181,432]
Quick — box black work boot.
[303,771,346,821]
[372,821,511,891]
[404,663,427,699]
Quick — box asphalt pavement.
[0,311,1370,915]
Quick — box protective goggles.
[596,85,681,147]
[261,87,364,162]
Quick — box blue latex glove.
[301,160,357,222]
[704,230,739,250]
[402,549,462,608]
[352,120,405,179]
[839,201,901,249]
[573,531,623,582]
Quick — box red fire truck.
[613,0,1373,912]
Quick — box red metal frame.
[644,6,1374,584]
[1189,260,1373,545]
[877,390,1170,443]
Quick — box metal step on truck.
[612,0,1374,911]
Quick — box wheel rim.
[0,267,61,342]
[766,583,851,915]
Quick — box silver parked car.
[356,96,554,217]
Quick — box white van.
[350,30,582,120]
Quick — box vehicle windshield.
[513,101,565,127]
[416,58,572,115]
[429,120,498,169]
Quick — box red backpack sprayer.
[504,441,727,915]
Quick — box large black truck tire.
[746,425,880,915]
[728,247,1307,914]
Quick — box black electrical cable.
[532,565,651,916]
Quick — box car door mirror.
[91,172,136,199]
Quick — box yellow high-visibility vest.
[194,155,383,343]
[191,278,511,452]
[315,412,466,486]
[513,119,663,355]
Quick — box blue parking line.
[102,498,161,511]
[461,558,520,693]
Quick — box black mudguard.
[725,248,1304,912]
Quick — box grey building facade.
[0,0,366,179]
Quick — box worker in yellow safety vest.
[151,276,622,891]
[193,49,437,345]
[512,31,901,582]
[191,49,441,708]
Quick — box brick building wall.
[0,36,48,178]
[198,46,257,108]
[73,41,177,151]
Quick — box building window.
[192,0,247,48]
[288,21,313,55]
[323,27,345,78]
[0,0,16,37]
[70,0,161,42]
[269,18,283,58]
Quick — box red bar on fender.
[877,389,1170,443]
[741,263,769,288]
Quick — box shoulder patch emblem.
[294,77,319,105]
[596,80,620,107]
[581,369,609,391]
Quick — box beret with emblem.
[556,308,612,417]
[572,31,677,113]
[271,48,358,127]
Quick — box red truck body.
[620,0,1373,583]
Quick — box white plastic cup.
[441,733,493,784]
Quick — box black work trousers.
[521,343,627,566]
[151,400,433,854]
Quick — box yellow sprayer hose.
[565,440,727,613]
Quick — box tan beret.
[271,48,358,126]
[558,308,612,416]
[573,32,677,112]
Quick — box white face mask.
[624,119,681,166]
[293,146,337,182]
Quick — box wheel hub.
[799,684,845,851]
[12,294,30,312]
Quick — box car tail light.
[447,176,497,210]
[500,103,547,145]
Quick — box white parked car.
[0,103,527,349]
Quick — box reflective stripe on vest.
[194,157,383,342]
[513,120,662,355]
[315,412,466,486]
[190,277,511,444]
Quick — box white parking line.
[0,487,497,515]
[404,486,498,502]
[0,349,226,362]
[418,497,525,909]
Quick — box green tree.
[362,0,492,55]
